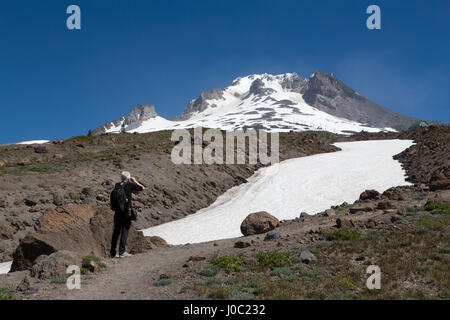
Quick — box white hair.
[121,171,131,182]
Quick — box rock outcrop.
[11,205,168,271]
[92,104,159,135]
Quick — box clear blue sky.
[0,0,449,144]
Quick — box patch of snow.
[0,261,12,275]
[15,140,50,145]
[142,139,413,245]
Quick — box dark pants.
[110,212,131,257]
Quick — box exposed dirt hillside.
[0,130,338,261]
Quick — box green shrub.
[50,277,67,284]
[198,267,218,277]
[417,265,430,272]
[362,233,386,242]
[208,286,233,299]
[211,256,245,273]
[270,267,292,277]
[438,247,450,254]
[0,288,14,300]
[203,278,222,286]
[153,279,172,287]
[232,293,254,300]
[424,203,450,213]
[326,228,361,241]
[81,255,106,272]
[257,251,292,269]
[335,277,356,291]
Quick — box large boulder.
[30,250,83,280]
[240,211,280,236]
[11,205,168,271]
[359,189,380,201]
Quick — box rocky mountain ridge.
[92,71,421,135]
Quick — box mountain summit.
[92,71,420,135]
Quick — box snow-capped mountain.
[92,71,420,135]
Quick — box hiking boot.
[119,252,132,258]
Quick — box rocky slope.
[3,186,449,300]
[0,130,338,262]
[0,125,448,300]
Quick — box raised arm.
[130,177,146,190]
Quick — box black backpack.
[110,183,128,212]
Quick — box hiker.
[110,171,145,258]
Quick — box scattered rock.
[382,188,405,201]
[429,179,450,191]
[240,211,280,236]
[17,158,31,166]
[52,194,64,206]
[16,276,36,293]
[397,208,407,216]
[365,219,377,229]
[264,229,281,241]
[349,205,373,214]
[81,187,93,197]
[299,212,311,218]
[188,255,206,262]
[30,250,82,279]
[426,191,450,206]
[34,146,48,154]
[299,250,317,264]
[359,189,380,201]
[88,260,100,273]
[377,201,393,210]
[234,241,251,248]
[323,209,336,217]
[336,218,354,229]
[0,225,14,240]
[160,271,181,280]
[24,199,37,207]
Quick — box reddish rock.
[11,205,168,271]
[240,211,280,236]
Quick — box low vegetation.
[81,255,106,274]
[211,255,245,273]
[325,228,362,241]
[186,208,449,300]
[153,279,172,287]
[0,287,14,300]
